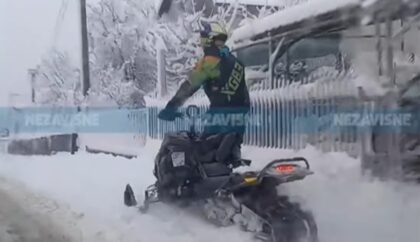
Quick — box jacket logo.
[221,62,243,101]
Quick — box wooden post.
[28,69,38,103]
[400,18,405,52]
[385,17,395,85]
[375,21,383,77]
[268,32,274,89]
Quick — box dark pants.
[201,108,248,161]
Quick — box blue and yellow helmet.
[199,20,228,46]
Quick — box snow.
[144,95,170,107]
[78,133,147,157]
[0,140,419,242]
[230,0,361,43]
[243,146,420,242]
[0,140,253,242]
[215,0,287,6]
[245,68,268,80]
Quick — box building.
[182,0,285,17]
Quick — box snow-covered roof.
[230,0,420,48]
[231,0,362,45]
[214,0,281,6]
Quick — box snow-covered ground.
[0,140,419,242]
[0,178,76,242]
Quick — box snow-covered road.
[0,179,73,242]
[0,140,419,242]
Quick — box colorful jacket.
[166,45,250,112]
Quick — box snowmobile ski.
[124,184,137,207]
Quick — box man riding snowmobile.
[125,16,318,242]
[158,20,250,161]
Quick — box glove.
[158,108,183,121]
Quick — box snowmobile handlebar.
[185,105,200,119]
[171,105,200,136]
[171,105,200,120]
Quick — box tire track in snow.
[0,178,74,242]
[0,177,143,242]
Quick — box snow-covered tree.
[35,50,83,105]
[86,0,158,106]
[35,0,293,106]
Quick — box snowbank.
[0,141,253,242]
[0,140,419,242]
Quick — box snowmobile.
[124,105,318,242]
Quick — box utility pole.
[80,0,90,96]
[28,69,38,103]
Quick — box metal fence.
[147,71,376,158]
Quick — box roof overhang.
[214,0,279,6]
[230,0,420,51]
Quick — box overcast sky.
[0,0,82,106]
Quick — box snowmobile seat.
[201,162,232,177]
